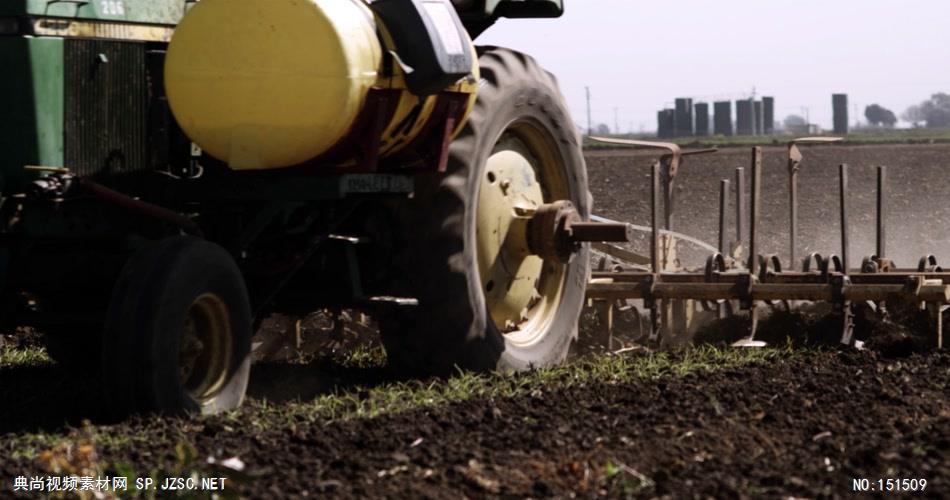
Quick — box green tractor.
[0,0,614,416]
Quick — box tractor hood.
[0,0,187,25]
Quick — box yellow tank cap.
[165,0,382,169]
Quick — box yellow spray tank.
[164,0,478,170]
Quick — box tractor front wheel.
[101,236,252,417]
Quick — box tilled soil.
[206,352,949,499]
[1,144,949,498]
[587,143,950,268]
[2,350,946,499]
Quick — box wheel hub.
[179,293,232,403]
[477,147,546,331]
[476,135,632,337]
[527,200,582,264]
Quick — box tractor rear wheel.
[382,46,590,374]
[101,236,252,417]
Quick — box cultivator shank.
[585,138,949,349]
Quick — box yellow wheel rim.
[179,293,233,403]
[476,119,570,347]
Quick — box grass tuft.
[1,344,796,467]
[0,345,52,368]
[242,344,795,427]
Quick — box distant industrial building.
[713,101,732,136]
[736,99,755,136]
[753,100,763,135]
[694,102,709,136]
[832,94,848,134]
[655,95,773,138]
[657,109,675,138]
[762,97,774,134]
[674,98,694,137]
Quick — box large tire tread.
[101,237,251,418]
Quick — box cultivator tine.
[650,162,661,279]
[703,253,730,319]
[836,163,855,343]
[737,148,765,343]
[862,166,892,275]
[835,278,855,346]
[789,154,798,267]
[839,164,850,274]
[834,164,853,344]
[876,166,887,259]
[787,137,843,267]
[733,167,745,261]
[649,161,661,343]
[663,159,675,231]
[938,305,948,349]
[661,148,719,231]
[718,179,729,254]
[918,255,943,273]
[748,147,762,275]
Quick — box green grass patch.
[0,345,52,368]
[0,345,798,500]
[1,345,795,466]
[5,424,157,466]
[241,344,795,427]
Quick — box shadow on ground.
[0,310,392,434]
[0,357,391,435]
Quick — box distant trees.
[783,114,807,129]
[901,105,925,127]
[864,104,897,128]
[782,114,808,134]
[595,123,611,135]
[902,93,950,128]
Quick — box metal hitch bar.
[526,200,634,263]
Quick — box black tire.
[382,46,590,374]
[101,236,252,417]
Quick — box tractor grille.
[64,39,149,177]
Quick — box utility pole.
[801,106,811,128]
[614,107,619,135]
[586,86,592,136]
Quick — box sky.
[478,1,950,133]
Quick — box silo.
[832,94,849,134]
[753,100,764,135]
[694,102,710,136]
[736,99,755,136]
[674,97,693,137]
[763,96,775,134]
[713,101,732,136]
[657,109,675,138]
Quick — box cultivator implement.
[584,137,949,349]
